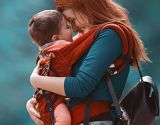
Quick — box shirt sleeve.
[64,29,122,97]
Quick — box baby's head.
[28,10,72,47]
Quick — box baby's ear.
[52,34,62,41]
[51,35,58,41]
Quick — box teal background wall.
[0,0,159,124]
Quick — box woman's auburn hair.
[55,0,150,68]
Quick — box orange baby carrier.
[34,22,134,125]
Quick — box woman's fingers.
[29,105,40,118]
[37,61,40,67]
[28,97,37,105]
[26,97,36,109]
[31,115,44,125]
[26,98,40,118]
[33,64,39,74]
[26,98,44,125]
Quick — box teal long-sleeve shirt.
[64,29,130,109]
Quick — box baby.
[28,10,72,125]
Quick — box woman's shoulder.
[96,28,121,41]
[92,28,122,54]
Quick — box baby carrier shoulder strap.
[99,22,134,76]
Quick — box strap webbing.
[43,91,55,125]
[83,97,91,125]
[106,77,123,117]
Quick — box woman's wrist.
[30,72,40,89]
[30,73,66,96]
[30,63,41,89]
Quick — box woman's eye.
[66,23,72,29]
[68,18,75,25]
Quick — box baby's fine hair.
[28,10,63,46]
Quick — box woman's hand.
[26,98,44,125]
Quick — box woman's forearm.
[31,75,66,96]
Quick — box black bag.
[106,65,159,125]
[120,76,159,125]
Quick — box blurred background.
[0,0,159,124]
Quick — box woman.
[26,0,149,125]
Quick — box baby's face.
[59,17,73,41]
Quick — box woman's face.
[59,17,73,41]
[62,9,90,33]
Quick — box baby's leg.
[54,103,71,125]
